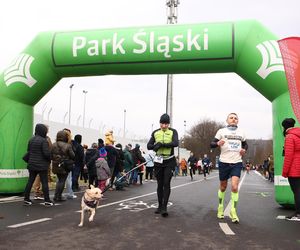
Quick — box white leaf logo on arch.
[3,53,37,87]
[256,40,285,79]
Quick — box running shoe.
[44,201,54,207]
[24,199,32,206]
[161,209,168,217]
[154,208,161,214]
[229,209,239,223]
[286,214,300,221]
[217,205,224,219]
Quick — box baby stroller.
[114,172,128,190]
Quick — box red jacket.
[282,127,300,177]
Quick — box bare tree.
[182,119,224,164]
[245,139,273,165]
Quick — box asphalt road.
[0,170,299,250]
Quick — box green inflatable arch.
[0,20,295,205]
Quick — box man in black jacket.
[23,124,53,206]
[72,134,84,191]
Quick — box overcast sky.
[1,0,299,141]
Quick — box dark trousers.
[24,169,50,201]
[145,167,154,180]
[88,174,98,188]
[72,164,81,190]
[55,173,68,199]
[189,167,193,180]
[154,159,175,210]
[203,167,209,178]
[288,177,300,214]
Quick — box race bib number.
[154,156,163,164]
[228,140,241,152]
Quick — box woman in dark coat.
[51,130,75,201]
[23,124,52,206]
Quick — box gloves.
[153,142,163,152]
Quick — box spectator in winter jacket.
[51,130,75,202]
[281,118,300,221]
[105,130,115,145]
[123,145,134,173]
[72,134,84,191]
[104,137,118,189]
[96,148,111,192]
[268,155,274,182]
[85,143,99,188]
[131,144,146,185]
[180,158,188,176]
[144,151,155,181]
[63,128,77,199]
[32,134,53,200]
[23,124,53,206]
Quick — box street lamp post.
[68,84,74,125]
[76,115,81,126]
[41,102,47,122]
[184,120,186,134]
[63,112,68,124]
[165,0,180,126]
[82,90,88,127]
[88,118,93,128]
[123,109,126,138]
[47,107,52,121]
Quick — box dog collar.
[84,197,98,208]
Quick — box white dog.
[78,185,103,227]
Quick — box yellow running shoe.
[217,205,224,219]
[229,209,239,223]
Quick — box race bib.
[154,156,163,164]
[228,140,241,152]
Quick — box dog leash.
[102,157,154,194]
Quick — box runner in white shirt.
[210,113,248,223]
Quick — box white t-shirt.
[215,127,246,164]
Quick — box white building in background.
[34,114,190,159]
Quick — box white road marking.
[7,218,52,228]
[218,173,247,236]
[75,174,219,212]
[276,215,286,220]
[219,223,235,235]
[0,196,20,202]
[254,170,266,180]
[38,202,61,206]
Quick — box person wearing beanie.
[159,113,170,124]
[147,113,178,217]
[210,113,248,223]
[281,118,300,221]
[96,148,111,192]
